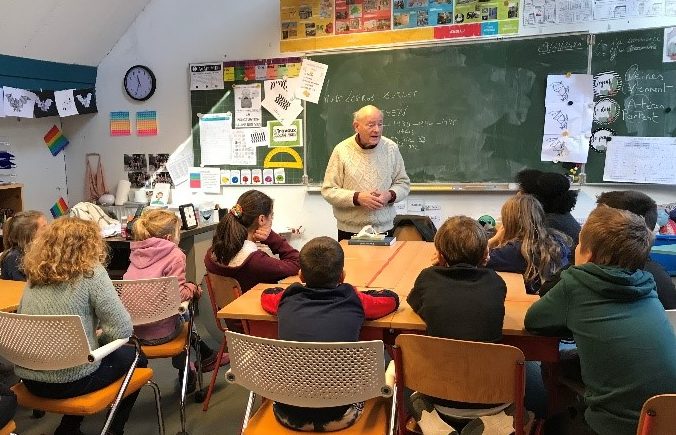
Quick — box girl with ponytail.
[205,190,300,292]
[124,209,222,380]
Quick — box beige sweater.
[321,135,410,233]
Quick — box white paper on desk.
[541,134,589,163]
[167,141,193,186]
[3,86,36,118]
[545,75,593,106]
[295,59,328,104]
[234,83,262,128]
[189,62,224,90]
[603,136,676,184]
[262,84,303,126]
[199,113,232,165]
[230,129,256,165]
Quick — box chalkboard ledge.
[306,183,521,193]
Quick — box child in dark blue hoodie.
[526,206,676,435]
[261,236,399,432]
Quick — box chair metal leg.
[177,341,190,435]
[388,384,397,435]
[100,342,142,435]
[144,380,165,435]
[202,337,227,411]
[241,391,256,432]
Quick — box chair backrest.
[395,334,525,407]
[665,310,676,332]
[112,277,181,326]
[394,225,424,241]
[393,215,437,242]
[204,273,242,332]
[637,394,676,435]
[225,331,392,408]
[0,312,93,370]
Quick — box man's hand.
[357,191,386,210]
[371,190,393,204]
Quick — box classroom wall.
[0,117,69,217]
[61,0,676,248]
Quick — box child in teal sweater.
[525,206,676,435]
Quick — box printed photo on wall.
[128,171,150,188]
[124,153,148,171]
[148,153,170,172]
[152,171,174,188]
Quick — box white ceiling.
[0,0,152,66]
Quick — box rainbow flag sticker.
[43,125,69,156]
[110,111,131,136]
[50,197,69,218]
[137,110,158,136]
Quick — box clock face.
[124,65,156,101]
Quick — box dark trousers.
[23,345,148,435]
[0,384,16,428]
[337,228,394,242]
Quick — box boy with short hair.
[406,216,513,433]
[408,215,506,341]
[261,236,399,431]
[596,190,676,309]
[525,206,676,435]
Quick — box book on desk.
[347,236,396,246]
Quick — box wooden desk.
[279,239,406,286]
[0,280,25,312]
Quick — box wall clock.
[123,65,156,101]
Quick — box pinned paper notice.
[234,83,262,128]
[295,59,328,104]
[274,168,286,184]
[199,113,232,165]
[262,78,303,125]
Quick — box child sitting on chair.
[123,210,223,389]
[0,210,47,280]
[261,236,399,432]
[407,216,517,434]
[526,206,676,435]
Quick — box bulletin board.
[190,57,305,185]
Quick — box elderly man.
[321,105,410,241]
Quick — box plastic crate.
[650,235,676,276]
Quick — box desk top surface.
[218,241,535,336]
[0,279,25,312]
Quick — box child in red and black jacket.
[261,236,399,432]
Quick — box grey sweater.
[321,135,410,233]
[16,265,132,383]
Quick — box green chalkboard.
[306,34,590,185]
[587,28,676,182]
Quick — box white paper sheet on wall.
[603,136,676,183]
[234,83,262,128]
[199,113,232,165]
[167,142,193,186]
[603,136,676,184]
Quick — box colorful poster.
[454,0,518,24]
[281,0,334,40]
[110,112,131,136]
[335,0,392,34]
[136,111,158,136]
[393,0,454,28]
